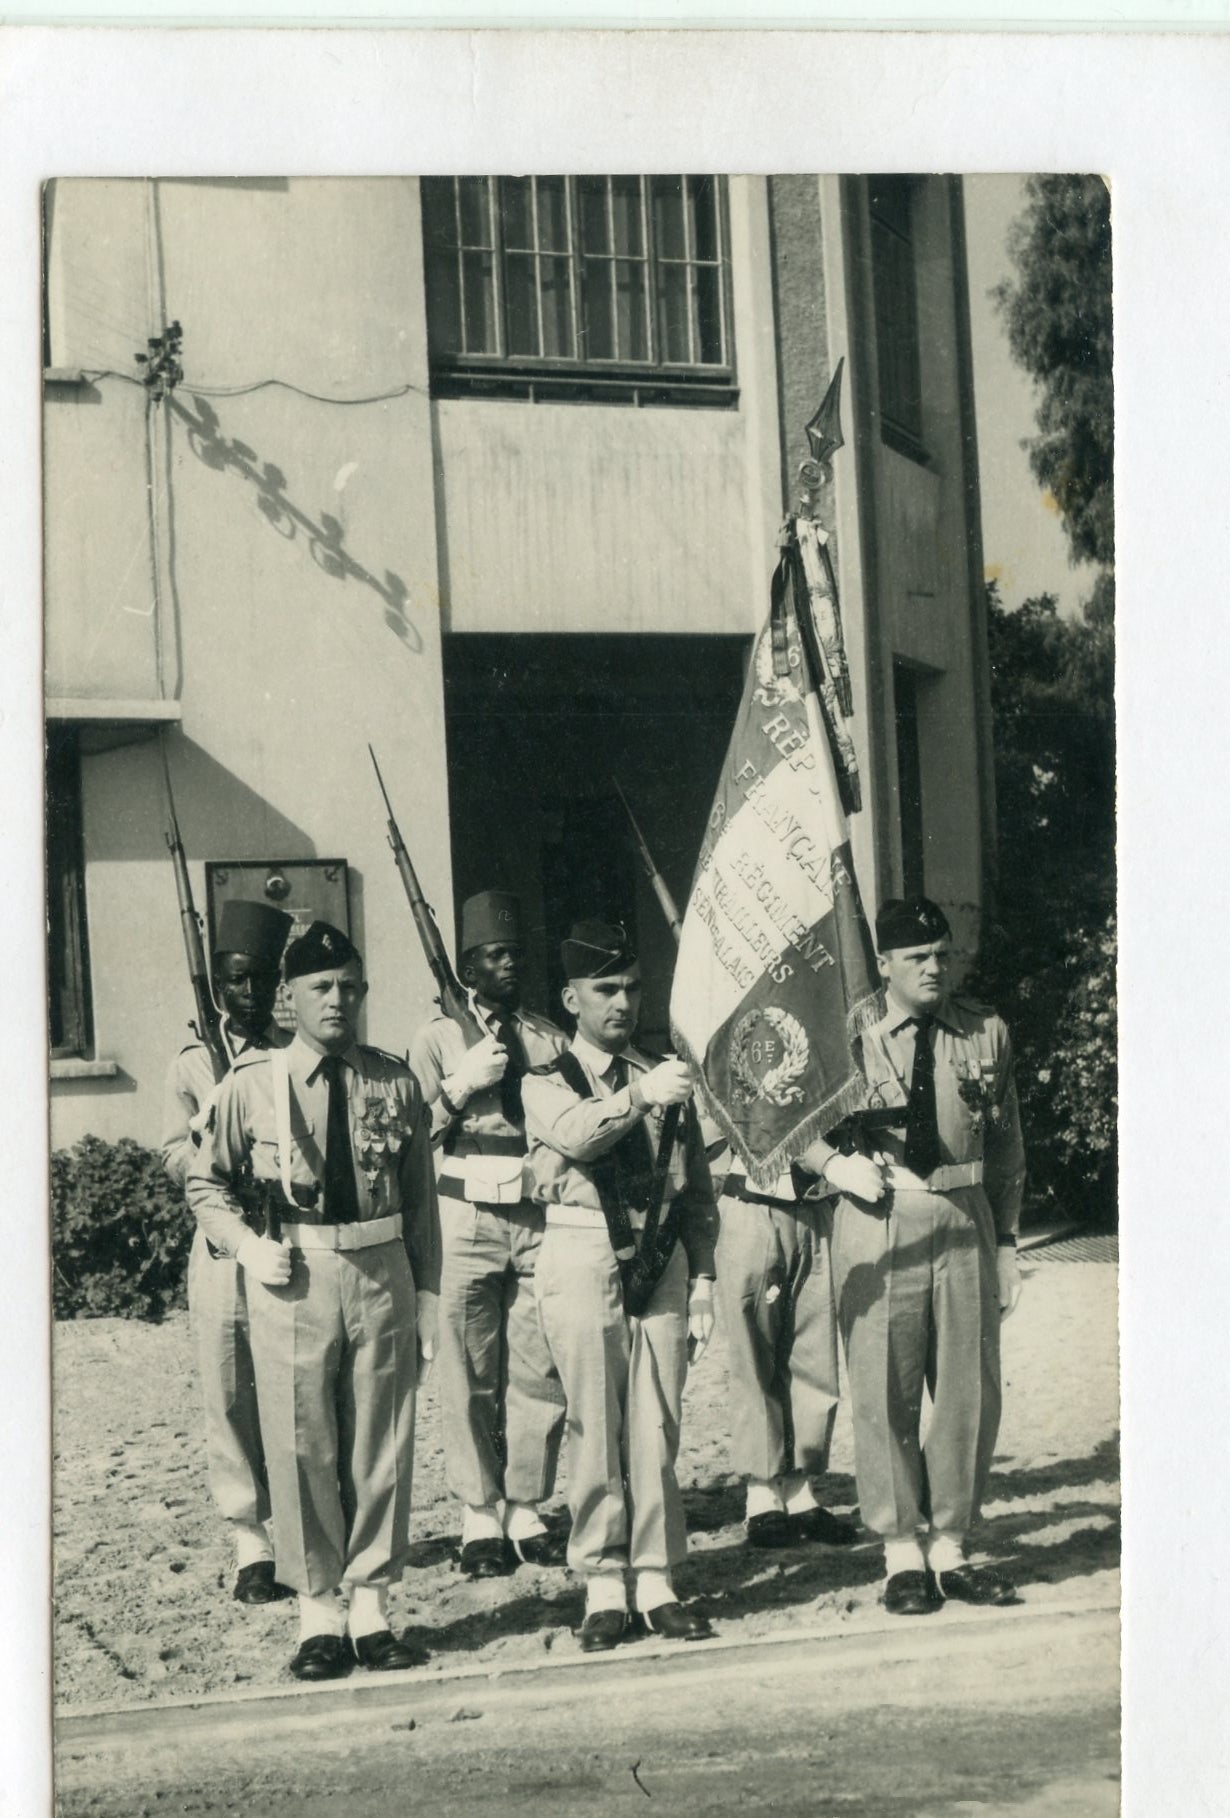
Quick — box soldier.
[800,898,1026,1616]
[714,1156,859,1550]
[160,897,293,1606]
[409,890,568,1577]
[522,920,718,1652]
[188,921,441,1680]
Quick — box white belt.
[885,1162,983,1195]
[281,1214,403,1252]
[545,1204,647,1232]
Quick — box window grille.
[422,176,736,406]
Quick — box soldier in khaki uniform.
[410,890,567,1577]
[160,897,293,1605]
[523,920,718,1653]
[188,921,441,1680]
[799,899,1026,1616]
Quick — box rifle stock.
[159,737,227,1082]
[369,747,482,1039]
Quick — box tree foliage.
[971,582,1116,1224]
[993,175,1114,571]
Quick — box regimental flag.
[670,522,880,1187]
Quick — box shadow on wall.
[84,732,318,866]
[168,393,422,653]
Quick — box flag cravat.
[903,1017,942,1178]
[321,1054,361,1224]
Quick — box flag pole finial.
[796,356,845,521]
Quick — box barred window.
[868,176,926,461]
[422,176,735,406]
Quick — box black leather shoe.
[460,1537,516,1579]
[511,1530,568,1568]
[635,1602,714,1642]
[233,1561,293,1605]
[937,1564,1020,1607]
[788,1506,860,1547]
[289,1633,352,1681]
[352,1628,428,1671]
[883,1569,943,1616]
[745,1510,794,1549]
[577,1609,628,1653]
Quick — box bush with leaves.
[51,1135,192,1320]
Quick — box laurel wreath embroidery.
[731,1007,810,1107]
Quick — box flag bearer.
[523,920,718,1652]
[161,897,293,1606]
[188,921,441,1680]
[800,898,1026,1616]
[410,890,568,1577]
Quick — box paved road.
[56,1602,1119,1817]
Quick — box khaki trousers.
[830,1186,1001,1541]
[437,1198,566,1509]
[247,1240,418,1595]
[187,1226,269,1529]
[715,1197,840,1481]
[535,1225,689,1578]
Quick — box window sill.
[51,1058,121,1082]
[432,367,739,411]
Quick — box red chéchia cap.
[213,899,293,968]
[460,890,522,955]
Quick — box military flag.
[669,515,880,1187]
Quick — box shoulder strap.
[554,1048,593,1100]
[550,1049,638,1260]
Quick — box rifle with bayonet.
[614,778,683,942]
[368,746,484,1045]
[159,735,228,1083]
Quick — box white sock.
[346,1584,389,1640]
[782,1474,820,1516]
[233,1521,274,1570]
[503,1501,547,1542]
[745,1477,786,1520]
[298,1590,344,1643]
[462,1503,504,1546]
[585,1574,628,1616]
[632,1568,675,1615]
[924,1531,966,1574]
[883,1535,927,1577]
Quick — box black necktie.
[903,1017,942,1177]
[489,1011,527,1126]
[321,1055,361,1224]
[607,1056,654,1211]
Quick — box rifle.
[368,746,483,1043]
[614,779,683,943]
[159,735,228,1083]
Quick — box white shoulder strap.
[270,1046,297,1205]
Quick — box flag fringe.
[673,982,885,1191]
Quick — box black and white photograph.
[38,153,1122,1815]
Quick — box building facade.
[45,173,990,1152]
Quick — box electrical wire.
[75,368,431,406]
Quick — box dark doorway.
[442,633,749,1047]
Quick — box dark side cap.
[283,920,361,981]
[460,890,522,955]
[213,899,293,968]
[561,918,637,980]
[875,897,952,953]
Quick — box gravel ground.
[52,1256,1119,1712]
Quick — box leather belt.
[723,1175,799,1211]
[438,1175,539,1211]
[281,1214,403,1252]
[444,1134,525,1157]
[885,1162,983,1195]
[545,1204,647,1232]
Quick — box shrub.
[51,1135,192,1320]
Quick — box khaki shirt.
[809,992,1026,1240]
[523,1035,718,1278]
[186,1033,442,1292]
[160,1022,290,1190]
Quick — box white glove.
[236,1232,293,1286]
[997,1248,1022,1318]
[637,1058,695,1109]
[444,1034,509,1106]
[823,1151,888,1204]
[687,1278,715,1366]
[416,1290,440,1384]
